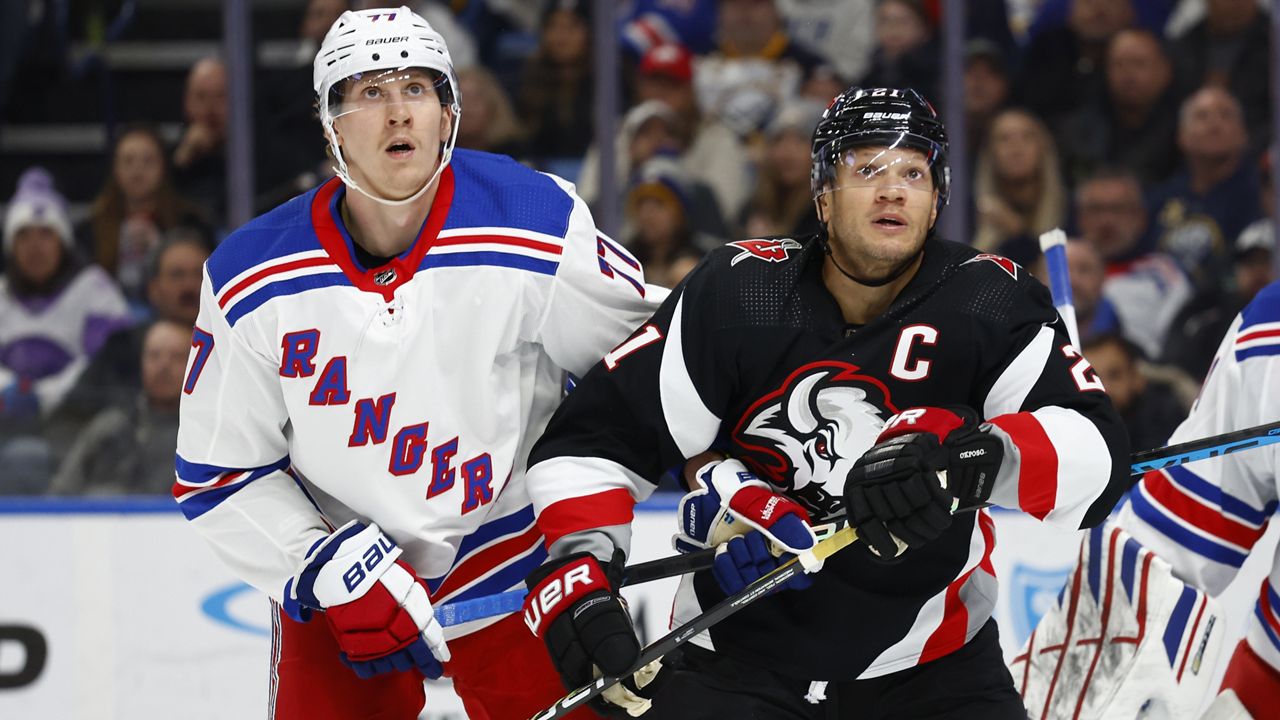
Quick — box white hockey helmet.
[313,6,462,206]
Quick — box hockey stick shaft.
[1129,419,1280,474]
[528,526,859,720]
[1039,228,1082,350]
[436,548,715,627]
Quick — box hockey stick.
[528,525,859,720]
[1129,418,1280,474]
[436,547,715,627]
[1039,228,1082,349]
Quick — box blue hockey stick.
[1039,228,1082,349]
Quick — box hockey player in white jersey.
[1016,281,1280,719]
[174,7,660,719]
[1118,280,1280,717]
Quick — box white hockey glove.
[283,520,450,679]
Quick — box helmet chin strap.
[819,229,922,288]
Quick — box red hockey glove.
[283,520,450,679]
[844,407,1002,560]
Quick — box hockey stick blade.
[1129,419,1280,474]
[529,526,859,720]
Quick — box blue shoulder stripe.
[206,187,323,294]
[1239,281,1280,332]
[225,272,351,326]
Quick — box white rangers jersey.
[1121,280,1280,674]
[174,149,663,637]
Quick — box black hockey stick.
[528,525,859,720]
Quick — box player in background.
[1117,280,1280,717]
[174,7,661,719]
[519,86,1130,718]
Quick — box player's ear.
[439,107,453,140]
[928,191,938,228]
[815,192,829,224]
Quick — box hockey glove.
[711,529,814,595]
[844,407,1002,561]
[283,520,450,679]
[673,458,818,557]
[524,551,666,716]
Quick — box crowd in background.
[1,0,1276,495]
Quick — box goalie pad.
[1011,520,1227,719]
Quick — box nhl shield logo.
[374,268,397,286]
[727,238,803,266]
[1008,563,1073,647]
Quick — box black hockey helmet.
[810,87,949,208]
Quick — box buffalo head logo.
[733,361,897,520]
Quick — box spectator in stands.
[516,0,595,177]
[47,232,210,452]
[455,65,526,158]
[624,156,710,289]
[1076,168,1191,360]
[1031,237,1121,346]
[1019,0,1135,132]
[47,319,189,496]
[972,108,1067,261]
[694,0,826,139]
[857,0,939,104]
[1058,28,1180,185]
[1082,332,1188,450]
[962,39,1011,180]
[740,99,825,240]
[581,100,730,241]
[620,0,719,57]
[1165,197,1277,382]
[1169,0,1271,154]
[172,57,228,224]
[84,124,207,312]
[631,43,752,224]
[0,168,131,481]
[1148,85,1260,296]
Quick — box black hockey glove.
[844,407,1003,561]
[524,550,666,716]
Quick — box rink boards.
[0,496,1274,719]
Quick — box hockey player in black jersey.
[520,87,1131,718]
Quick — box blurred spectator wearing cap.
[857,0,939,105]
[1147,85,1259,296]
[1031,237,1121,347]
[1169,0,1271,155]
[1019,0,1135,134]
[0,168,131,436]
[1082,332,1189,451]
[455,65,528,159]
[1058,28,1181,186]
[48,319,190,496]
[962,39,1011,175]
[775,0,875,85]
[580,99,730,241]
[1164,151,1277,381]
[82,124,208,314]
[635,43,753,222]
[972,108,1067,259]
[624,156,711,289]
[172,57,229,225]
[694,0,827,139]
[516,0,595,177]
[1075,168,1191,359]
[741,100,825,240]
[47,232,211,454]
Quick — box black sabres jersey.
[526,234,1129,680]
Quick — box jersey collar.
[310,168,456,301]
